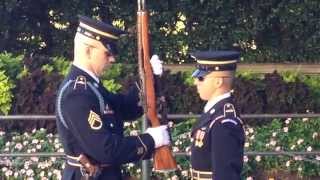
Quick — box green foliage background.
[1,0,319,63]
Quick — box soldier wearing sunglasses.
[189,51,245,180]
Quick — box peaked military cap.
[77,15,126,55]
[190,50,240,78]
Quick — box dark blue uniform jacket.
[56,65,155,180]
[191,96,245,180]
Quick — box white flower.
[272,132,277,137]
[173,146,179,152]
[316,156,320,160]
[36,144,42,149]
[244,142,250,148]
[285,120,290,124]
[248,128,254,134]
[302,118,308,122]
[14,172,19,177]
[15,143,23,150]
[245,130,249,136]
[32,139,39,144]
[40,128,45,131]
[54,143,60,149]
[58,148,64,153]
[243,156,249,162]
[298,167,302,171]
[265,143,270,148]
[23,132,29,137]
[168,121,174,128]
[307,146,312,152]
[53,169,61,175]
[31,157,39,162]
[290,145,296,150]
[23,141,29,146]
[20,169,26,174]
[297,139,304,145]
[285,118,291,124]
[2,167,8,172]
[270,140,277,146]
[5,142,10,147]
[275,146,281,151]
[124,122,131,127]
[294,156,303,161]
[32,129,36,133]
[255,155,261,162]
[283,127,288,133]
[26,169,34,176]
[171,175,179,180]
[250,40,257,50]
[286,160,290,167]
[249,135,255,140]
[50,157,56,162]
[0,131,5,136]
[312,132,318,139]
[5,170,13,177]
[246,176,254,180]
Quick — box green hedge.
[0,53,320,131]
[1,1,319,63]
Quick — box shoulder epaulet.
[223,103,237,117]
[208,103,240,128]
[73,75,87,90]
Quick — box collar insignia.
[104,104,114,114]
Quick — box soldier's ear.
[215,77,224,88]
[85,46,92,60]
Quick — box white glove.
[146,125,170,148]
[150,54,163,76]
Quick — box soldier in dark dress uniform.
[189,51,245,180]
[56,15,170,180]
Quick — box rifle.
[136,0,177,171]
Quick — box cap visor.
[191,69,210,78]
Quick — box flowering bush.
[0,118,319,179]
[243,117,320,179]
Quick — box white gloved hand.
[146,125,170,148]
[150,54,163,76]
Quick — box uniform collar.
[204,92,231,113]
[72,63,100,83]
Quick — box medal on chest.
[194,128,206,148]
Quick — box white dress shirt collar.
[204,92,231,113]
[73,63,100,83]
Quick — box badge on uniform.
[88,110,103,130]
[104,104,114,114]
[194,129,206,148]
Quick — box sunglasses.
[197,76,206,82]
[196,75,228,82]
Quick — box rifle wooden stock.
[137,6,177,172]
